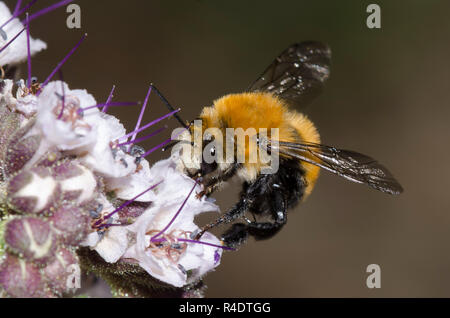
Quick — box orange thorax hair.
[199,92,321,198]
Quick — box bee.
[168,42,403,247]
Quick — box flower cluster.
[0,0,228,298]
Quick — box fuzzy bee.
[168,42,403,247]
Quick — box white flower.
[35,81,99,152]
[93,226,129,264]
[123,205,222,287]
[30,81,136,178]
[0,1,46,67]
[105,158,156,202]
[0,79,38,120]
[0,0,229,297]
[79,113,137,178]
[84,154,224,287]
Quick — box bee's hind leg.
[247,192,287,240]
[246,190,287,240]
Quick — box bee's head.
[174,121,229,182]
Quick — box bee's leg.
[196,163,240,198]
[220,223,249,248]
[193,197,251,240]
[246,190,287,240]
[195,179,224,199]
[219,191,287,247]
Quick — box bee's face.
[176,130,218,178]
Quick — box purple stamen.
[57,70,65,119]
[131,86,152,145]
[22,0,74,24]
[93,180,163,228]
[142,126,187,158]
[79,101,138,113]
[0,0,37,30]
[25,13,31,89]
[13,0,23,18]
[119,108,181,141]
[101,85,116,113]
[151,180,198,242]
[37,33,87,96]
[116,125,167,148]
[143,137,172,158]
[0,27,25,54]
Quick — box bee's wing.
[264,140,403,195]
[248,42,331,108]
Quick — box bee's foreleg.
[196,163,240,199]
[193,197,251,240]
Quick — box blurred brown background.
[10,0,450,297]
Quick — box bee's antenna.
[161,140,194,152]
[161,123,194,152]
[150,83,189,130]
[161,141,178,152]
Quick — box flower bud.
[7,166,61,215]
[0,111,20,162]
[3,135,41,177]
[4,217,55,264]
[51,161,97,204]
[49,205,90,245]
[42,247,79,296]
[0,254,47,298]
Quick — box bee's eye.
[210,147,216,156]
